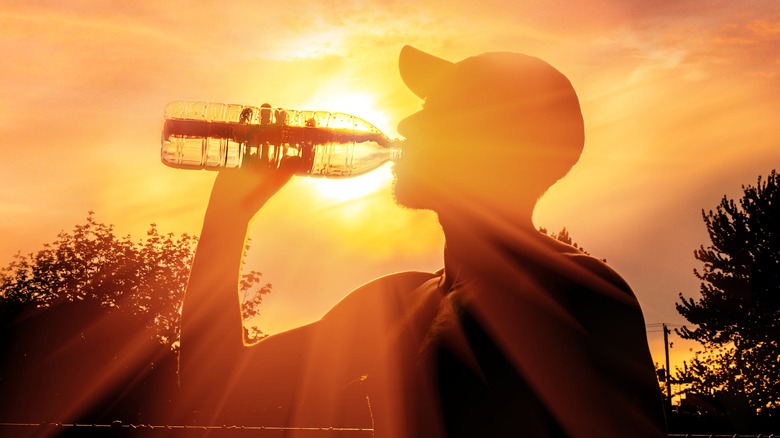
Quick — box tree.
[675,170,780,420]
[0,212,271,424]
[0,211,269,346]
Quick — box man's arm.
[179,161,301,410]
[177,161,439,426]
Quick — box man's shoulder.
[322,271,440,322]
[364,270,440,288]
[538,235,634,297]
[541,243,645,320]
[566,251,632,294]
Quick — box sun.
[302,163,395,203]
[297,91,399,204]
[303,90,396,138]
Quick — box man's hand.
[209,156,302,222]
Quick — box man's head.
[393,46,584,220]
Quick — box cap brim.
[399,45,454,100]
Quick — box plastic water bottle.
[160,101,401,178]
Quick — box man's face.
[394,99,498,212]
[392,105,466,211]
[391,98,542,216]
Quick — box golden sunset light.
[1,0,779,433]
[306,165,394,203]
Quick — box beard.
[391,161,442,212]
[391,167,420,210]
[391,161,428,211]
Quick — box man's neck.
[437,207,537,290]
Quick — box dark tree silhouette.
[0,212,270,425]
[675,170,780,421]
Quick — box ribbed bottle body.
[160,101,400,178]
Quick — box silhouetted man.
[179,46,667,437]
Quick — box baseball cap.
[398,45,584,154]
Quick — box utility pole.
[663,323,672,403]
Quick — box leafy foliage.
[675,170,780,416]
[0,212,272,423]
[0,211,270,346]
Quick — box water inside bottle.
[161,120,397,177]
[161,102,399,178]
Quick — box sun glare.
[304,91,396,139]
[295,91,399,204]
[303,164,394,203]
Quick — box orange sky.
[1,1,779,375]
